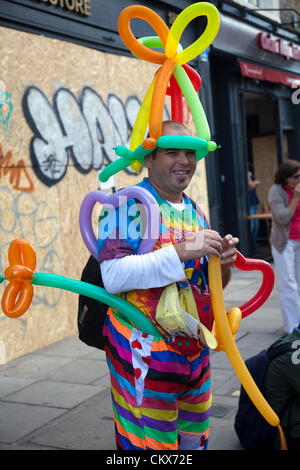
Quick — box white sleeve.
[100,244,186,294]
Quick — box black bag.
[77,255,107,350]
[234,342,296,450]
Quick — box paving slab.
[4,380,105,408]
[211,368,236,394]
[236,331,281,350]
[0,376,37,399]
[209,395,243,450]
[44,358,109,384]
[37,334,106,360]
[0,401,67,444]
[19,388,115,450]
[0,354,75,379]
[210,350,233,370]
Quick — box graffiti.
[0,144,34,192]
[0,186,63,314]
[23,85,170,186]
[0,88,23,148]
[22,87,132,185]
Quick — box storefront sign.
[30,0,91,16]
[239,60,300,88]
[257,32,300,62]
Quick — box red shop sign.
[239,60,300,88]
[257,32,300,62]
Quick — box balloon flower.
[99,2,221,183]
[0,238,160,337]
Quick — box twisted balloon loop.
[0,238,161,337]
[118,2,220,149]
[99,3,220,182]
[2,239,36,318]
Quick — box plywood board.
[0,26,210,362]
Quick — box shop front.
[204,10,300,257]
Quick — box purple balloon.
[79,186,160,261]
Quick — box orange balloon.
[149,58,176,141]
[8,238,36,271]
[2,239,36,318]
[118,5,169,65]
[2,280,33,318]
[4,265,34,282]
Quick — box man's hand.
[174,229,222,262]
[221,234,239,287]
[221,234,239,267]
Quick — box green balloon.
[133,36,183,58]
[173,64,211,142]
[157,135,212,161]
[32,273,162,337]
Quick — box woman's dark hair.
[274,159,300,187]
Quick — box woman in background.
[248,168,260,255]
[268,159,300,334]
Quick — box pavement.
[0,263,286,451]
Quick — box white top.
[100,200,187,294]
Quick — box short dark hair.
[147,120,190,160]
[274,159,300,187]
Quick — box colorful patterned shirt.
[98,177,213,355]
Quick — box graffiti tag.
[0,144,34,192]
[0,89,23,148]
[23,86,165,186]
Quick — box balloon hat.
[99,2,221,183]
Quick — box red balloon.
[234,251,275,318]
[166,64,202,122]
[169,75,183,122]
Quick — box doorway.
[243,91,277,258]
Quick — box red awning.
[239,60,300,88]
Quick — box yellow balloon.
[130,159,142,173]
[130,76,157,151]
[212,307,241,352]
[208,255,288,449]
[166,2,220,65]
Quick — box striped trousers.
[103,308,212,450]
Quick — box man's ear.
[144,154,153,169]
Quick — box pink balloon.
[79,187,160,261]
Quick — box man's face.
[145,125,197,196]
